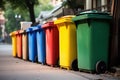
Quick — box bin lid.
[42,21,57,29]
[13,30,23,35]
[9,31,17,36]
[32,25,43,31]
[72,10,112,22]
[26,25,43,32]
[15,31,19,35]
[79,10,109,15]
[54,15,75,25]
[26,27,33,32]
[19,30,26,34]
[19,30,24,34]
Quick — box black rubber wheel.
[43,58,46,65]
[56,59,60,67]
[96,61,106,74]
[72,59,79,71]
[35,56,38,62]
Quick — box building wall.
[85,0,110,11]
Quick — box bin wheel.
[35,56,38,62]
[96,61,106,73]
[56,59,60,67]
[72,59,78,71]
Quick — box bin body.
[16,30,22,58]
[26,27,37,62]
[54,16,77,70]
[35,25,46,64]
[42,22,59,66]
[72,12,112,72]
[22,31,28,60]
[10,31,17,57]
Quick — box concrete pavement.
[0,43,119,80]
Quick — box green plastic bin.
[72,11,112,73]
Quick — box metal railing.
[75,4,112,15]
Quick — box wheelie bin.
[16,30,23,58]
[26,27,37,62]
[34,25,46,64]
[10,31,17,57]
[21,30,28,60]
[42,21,59,66]
[72,11,112,73]
[54,16,78,70]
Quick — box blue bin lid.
[33,25,43,31]
[26,24,43,32]
[26,27,33,32]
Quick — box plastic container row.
[10,11,112,73]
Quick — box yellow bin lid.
[9,31,18,36]
[54,15,75,25]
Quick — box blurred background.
[0,0,56,43]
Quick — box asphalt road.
[0,43,119,80]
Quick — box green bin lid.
[79,10,109,15]
[72,10,112,22]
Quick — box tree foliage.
[35,0,53,17]
[5,0,39,24]
[1,0,53,24]
[5,6,17,33]
[5,4,24,33]
[1,0,53,33]
[0,0,5,10]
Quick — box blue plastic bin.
[34,25,46,64]
[26,27,37,62]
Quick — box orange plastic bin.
[16,30,23,58]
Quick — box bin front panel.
[59,22,77,68]
[22,33,28,60]
[46,28,53,65]
[28,32,37,62]
[90,20,109,69]
[77,22,91,70]
[16,34,22,58]
[12,35,17,57]
[46,27,59,65]
[77,19,109,71]
[36,30,46,63]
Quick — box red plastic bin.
[42,21,59,66]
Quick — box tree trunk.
[28,5,35,24]
[25,0,35,24]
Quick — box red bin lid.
[42,21,57,29]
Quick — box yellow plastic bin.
[54,16,78,70]
[10,31,17,57]
[21,30,28,60]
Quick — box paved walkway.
[0,43,119,80]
